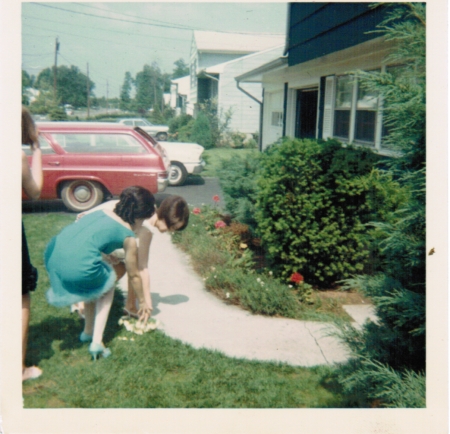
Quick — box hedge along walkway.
[118,229,360,367]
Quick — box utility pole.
[86,63,90,119]
[53,37,59,103]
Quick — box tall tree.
[135,62,165,114]
[337,3,426,408]
[35,65,95,108]
[119,71,134,110]
[172,58,189,79]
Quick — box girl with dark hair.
[71,193,190,319]
[44,186,155,360]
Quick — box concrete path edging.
[118,231,376,367]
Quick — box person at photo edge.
[21,106,43,381]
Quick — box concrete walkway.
[118,230,375,367]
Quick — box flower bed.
[172,197,367,322]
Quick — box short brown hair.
[22,106,38,146]
[156,195,189,231]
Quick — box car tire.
[169,162,188,186]
[61,180,104,212]
[156,132,168,141]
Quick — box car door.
[50,131,161,194]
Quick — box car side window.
[50,133,148,154]
[123,120,133,126]
[21,135,55,155]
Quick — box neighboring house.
[236,3,395,153]
[170,75,193,116]
[190,30,285,134]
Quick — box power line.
[72,2,196,31]
[32,3,195,31]
[30,2,284,36]
[22,14,191,43]
[23,23,189,55]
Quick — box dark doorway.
[295,89,318,139]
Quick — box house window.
[271,112,283,127]
[332,73,379,146]
[334,76,353,139]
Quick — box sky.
[22,2,288,99]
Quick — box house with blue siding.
[236,3,395,152]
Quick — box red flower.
[290,272,304,284]
[213,195,220,202]
[215,220,226,229]
[192,208,201,215]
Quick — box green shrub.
[169,114,194,134]
[216,152,261,230]
[49,106,68,121]
[191,112,213,148]
[254,138,389,287]
[229,131,246,149]
[338,359,425,408]
[177,119,195,142]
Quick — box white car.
[158,140,205,186]
[117,118,169,141]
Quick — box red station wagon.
[22,122,170,212]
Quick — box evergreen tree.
[119,71,134,111]
[337,3,426,408]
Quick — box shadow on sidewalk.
[150,293,189,316]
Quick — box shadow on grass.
[318,363,370,408]
[26,289,125,366]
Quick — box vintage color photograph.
[1,1,447,433]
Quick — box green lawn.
[22,213,350,408]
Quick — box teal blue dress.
[45,211,135,307]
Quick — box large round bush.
[255,138,385,287]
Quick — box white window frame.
[325,70,391,152]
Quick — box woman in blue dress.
[45,186,172,360]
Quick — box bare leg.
[92,287,115,345]
[22,293,42,381]
[22,293,30,370]
[83,301,95,336]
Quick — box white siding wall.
[219,46,284,135]
[262,89,284,149]
[260,37,393,149]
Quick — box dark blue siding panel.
[289,3,325,25]
[290,3,373,47]
[288,3,386,67]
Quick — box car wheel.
[169,162,188,186]
[156,132,168,141]
[61,180,104,212]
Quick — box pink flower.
[215,220,226,229]
[213,195,220,202]
[192,208,201,215]
[290,272,304,284]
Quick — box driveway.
[160,175,225,208]
[22,175,225,214]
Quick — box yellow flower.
[240,243,248,249]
